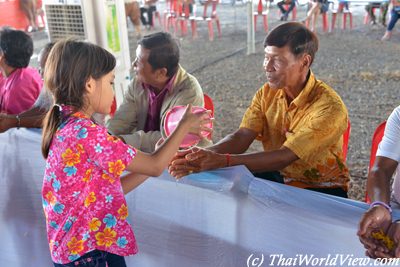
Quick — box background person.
[19,0,38,32]
[302,0,321,32]
[140,0,158,29]
[0,27,42,115]
[365,1,389,26]
[358,105,400,258]
[125,0,142,37]
[0,42,54,132]
[277,0,296,21]
[381,0,400,41]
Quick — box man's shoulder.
[312,79,344,103]
[393,105,400,115]
[173,67,202,93]
[21,67,41,79]
[127,77,146,96]
[299,77,347,117]
[389,105,400,124]
[175,67,197,83]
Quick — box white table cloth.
[0,128,394,267]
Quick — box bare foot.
[381,31,392,41]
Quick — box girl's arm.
[121,173,149,194]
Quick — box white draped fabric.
[0,128,393,266]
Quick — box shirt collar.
[290,70,316,108]
[142,73,177,94]
[59,105,90,119]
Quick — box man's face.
[132,45,157,85]
[263,45,304,90]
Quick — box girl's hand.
[179,104,213,137]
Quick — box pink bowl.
[164,105,213,148]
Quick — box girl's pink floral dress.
[42,108,138,264]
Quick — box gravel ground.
[31,2,400,201]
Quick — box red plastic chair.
[190,0,221,41]
[110,96,117,117]
[368,121,387,171]
[253,0,268,32]
[165,0,191,36]
[203,93,214,117]
[365,121,387,203]
[330,2,353,32]
[203,93,214,140]
[304,12,329,33]
[342,120,351,162]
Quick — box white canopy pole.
[247,0,255,55]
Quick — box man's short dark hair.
[264,22,319,65]
[0,27,33,68]
[138,32,180,78]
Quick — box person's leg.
[148,6,156,27]
[366,4,376,23]
[305,1,319,22]
[277,1,286,14]
[310,5,320,31]
[129,2,142,36]
[286,1,296,14]
[382,9,399,40]
[125,3,133,24]
[27,0,37,29]
[337,2,344,13]
[140,7,148,25]
[365,3,370,14]
[19,0,37,31]
[282,1,295,20]
[381,2,389,26]
[106,252,127,267]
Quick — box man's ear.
[156,67,168,79]
[302,54,312,69]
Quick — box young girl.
[41,39,209,266]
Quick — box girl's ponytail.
[41,105,62,158]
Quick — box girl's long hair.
[41,39,116,158]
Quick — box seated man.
[277,0,295,21]
[107,32,208,153]
[170,22,350,198]
[365,1,389,26]
[0,27,42,115]
[0,42,54,133]
[140,0,158,29]
[358,105,400,258]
